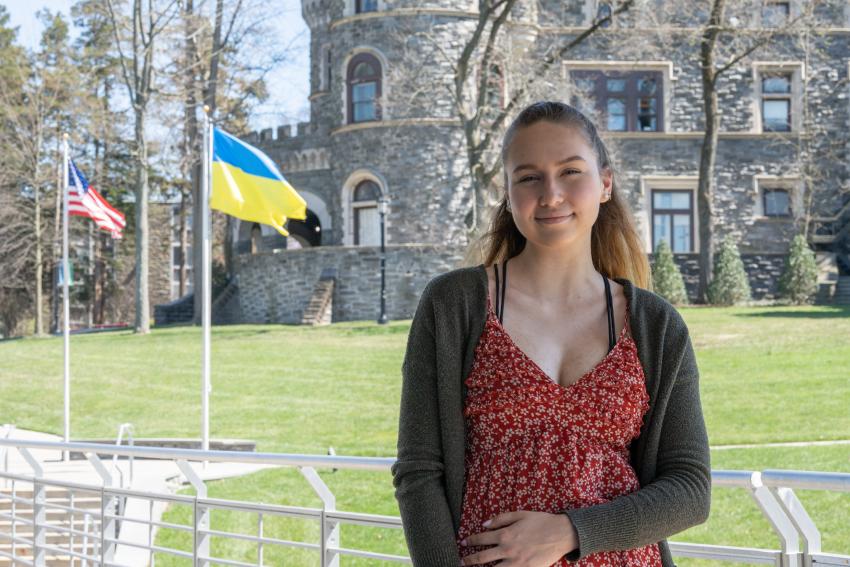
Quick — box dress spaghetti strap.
[495,258,616,352]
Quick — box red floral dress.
[456,294,662,566]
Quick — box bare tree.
[0,9,77,337]
[692,0,819,302]
[73,0,134,326]
[388,0,634,244]
[106,0,180,333]
[605,0,825,302]
[159,0,292,323]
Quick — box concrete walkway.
[1,428,280,566]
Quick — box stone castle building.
[216,0,850,324]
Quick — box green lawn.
[1,303,849,565]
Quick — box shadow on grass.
[330,321,411,336]
[214,328,274,340]
[734,306,850,319]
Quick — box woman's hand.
[459,510,578,566]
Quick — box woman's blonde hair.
[463,100,652,291]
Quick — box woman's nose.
[539,174,566,206]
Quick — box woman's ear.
[600,167,613,201]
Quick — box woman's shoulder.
[420,264,486,303]
[616,278,691,335]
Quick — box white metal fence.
[0,437,848,567]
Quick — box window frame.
[343,0,383,17]
[762,188,792,217]
[760,72,792,132]
[319,44,331,92]
[355,0,378,14]
[752,62,804,133]
[753,175,802,219]
[569,69,665,132]
[346,52,383,124]
[352,180,382,246]
[639,176,699,254]
[583,0,619,27]
[651,189,695,254]
[342,171,388,247]
[761,0,790,27]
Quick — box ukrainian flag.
[211,127,307,236]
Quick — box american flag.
[67,159,125,239]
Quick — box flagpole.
[201,106,213,465]
[62,133,71,462]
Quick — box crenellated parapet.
[244,121,330,173]
[244,121,317,144]
[283,147,331,172]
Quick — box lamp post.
[377,195,389,324]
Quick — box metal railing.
[0,437,847,567]
[111,423,135,490]
[0,424,15,489]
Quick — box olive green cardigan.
[391,264,711,566]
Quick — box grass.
[1,303,849,565]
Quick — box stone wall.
[659,253,788,301]
[226,0,850,322]
[234,244,468,323]
[233,246,800,324]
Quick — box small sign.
[56,261,74,287]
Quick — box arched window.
[355,0,378,13]
[250,223,262,254]
[347,53,382,123]
[319,44,331,91]
[596,2,612,27]
[352,180,382,246]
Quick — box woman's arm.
[391,281,462,566]
[560,311,711,561]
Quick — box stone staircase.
[211,279,241,324]
[153,277,242,326]
[0,485,108,566]
[810,195,850,305]
[300,269,336,325]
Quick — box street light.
[377,195,389,325]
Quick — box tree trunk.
[134,110,150,333]
[179,189,189,296]
[50,159,63,334]
[34,184,44,336]
[94,233,104,325]
[183,0,203,323]
[696,0,725,303]
[87,222,94,327]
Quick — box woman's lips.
[535,213,574,224]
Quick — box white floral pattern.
[456,294,662,567]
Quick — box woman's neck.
[506,243,602,306]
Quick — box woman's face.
[504,121,612,249]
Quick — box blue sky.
[3,0,311,131]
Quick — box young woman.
[391,101,711,567]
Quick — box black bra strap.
[494,262,501,322]
[500,258,508,325]
[497,261,614,350]
[603,274,615,351]
[493,258,508,325]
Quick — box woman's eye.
[518,170,579,183]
